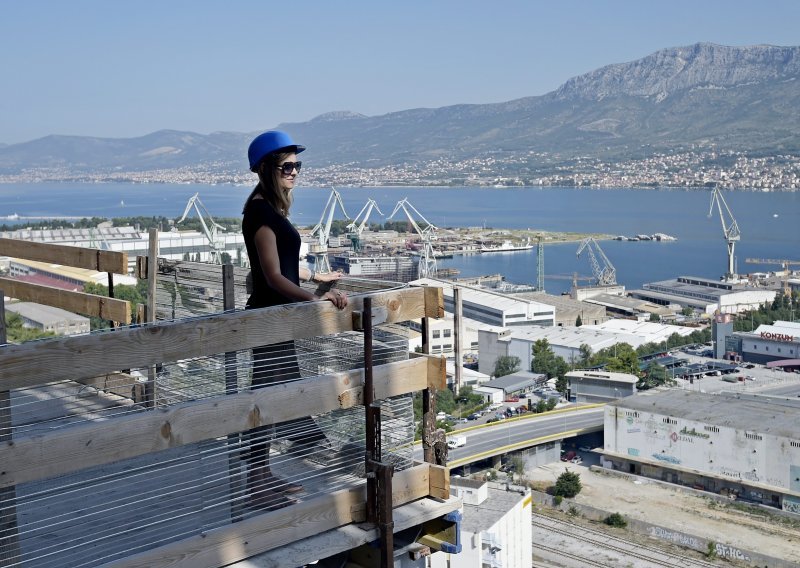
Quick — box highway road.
[413,405,605,468]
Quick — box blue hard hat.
[248,130,306,172]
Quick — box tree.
[575,314,582,327]
[531,339,557,375]
[577,344,592,367]
[639,361,674,390]
[554,469,582,498]
[649,313,661,322]
[494,355,520,378]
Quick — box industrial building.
[474,371,547,402]
[478,321,694,377]
[4,301,90,335]
[7,257,138,288]
[566,370,637,402]
[602,390,800,513]
[412,277,556,328]
[430,478,532,568]
[509,290,609,327]
[629,275,776,314]
[0,225,250,269]
[727,320,800,368]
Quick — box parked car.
[570,456,582,464]
[467,413,481,421]
[578,446,592,452]
[561,450,577,462]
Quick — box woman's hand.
[322,289,348,309]
[315,269,344,283]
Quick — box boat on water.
[480,239,534,253]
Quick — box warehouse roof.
[5,302,89,326]
[610,390,800,438]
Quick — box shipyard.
[3,6,800,567]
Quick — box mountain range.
[2,43,799,175]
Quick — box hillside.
[1,43,799,175]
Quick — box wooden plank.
[0,237,128,274]
[0,287,427,389]
[0,277,131,324]
[428,464,450,500]
[422,285,444,318]
[74,372,144,403]
[0,358,430,487]
[411,352,447,390]
[102,464,432,568]
[235,495,462,568]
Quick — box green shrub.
[604,513,627,528]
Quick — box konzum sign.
[760,331,795,342]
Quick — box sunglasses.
[276,161,302,175]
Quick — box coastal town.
[2,148,800,191]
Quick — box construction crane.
[309,188,349,273]
[388,198,438,278]
[177,193,226,264]
[576,237,617,286]
[345,198,383,252]
[708,187,741,280]
[745,258,800,295]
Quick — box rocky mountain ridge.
[2,43,799,175]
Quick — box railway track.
[532,512,726,568]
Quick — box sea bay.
[1,183,798,295]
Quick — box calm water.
[1,183,798,294]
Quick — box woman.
[242,130,348,510]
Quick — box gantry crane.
[745,258,800,295]
[345,198,383,252]
[177,193,227,264]
[708,187,741,281]
[388,198,438,278]
[576,237,617,286]
[309,188,349,273]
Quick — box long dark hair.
[242,151,294,216]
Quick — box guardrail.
[0,277,453,567]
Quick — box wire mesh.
[2,261,418,567]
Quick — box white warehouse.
[602,390,800,513]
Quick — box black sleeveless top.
[242,198,300,308]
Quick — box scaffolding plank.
[102,464,433,568]
[232,496,461,568]
[0,358,429,487]
[0,237,128,274]
[0,287,430,389]
[428,464,450,500]
[0,277,131,323]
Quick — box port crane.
[345,198,383,252]
[309,188,349,273]
[388,198,438,278]
[576,237,617,286]
[708,187,741,280]
[177,193,227,264]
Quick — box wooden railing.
[0,283,451,567]
[0,237,131,324]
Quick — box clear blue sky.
[1,0,798,145]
